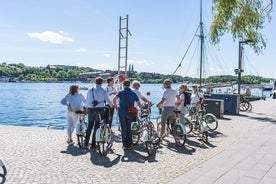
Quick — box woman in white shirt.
[191,85,204,111]
[60,85,87,144]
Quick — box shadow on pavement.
[0,175,6,184]
[89,149,121,168]
[60,144,88,156]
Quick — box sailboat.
[172,0,206,87]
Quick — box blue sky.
[0,0,275,79]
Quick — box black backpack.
[183,91,191,107]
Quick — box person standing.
[156,79,180,138]
[176,83,189,123]
[106,77,117,130]
[60,85,87,144]
[113,79,144,150]
[84,77,113,149]
[191,85,204,111]
[131,80,152,106]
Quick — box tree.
[210,0,273,53]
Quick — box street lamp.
[237,40,253,95]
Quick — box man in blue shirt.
[113,79,144,150]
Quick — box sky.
[0,0,275,79]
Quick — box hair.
[123,79,130,87]
[132,80,140,87]
[180,83,188,91]
[107,77,114,83]
[69,85,79,95]
[163,79,172,84]
[95,77,103,85]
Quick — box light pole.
[237,40,253,94]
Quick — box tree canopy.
[210,0,273,54]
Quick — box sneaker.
[90,145,99,150]
[83,144,89,149]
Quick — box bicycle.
[131,103,159,156]
[0,158,7,176]
[186,105,209,143]
[156,107,187,147]
[239,95,252,112]
[75,112,88,148]
[95,106,112,156]
[201,104,218,131]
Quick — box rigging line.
[172,25,200,75]
[184,38,201,78]
[244,51,259,75]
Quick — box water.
[0,82,272,128]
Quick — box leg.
[119,115,127,147]
[109,108,115,129]
[66,111,74,142]
[126,114,133,147]
[84,108,95,146]
[91,109,104,148]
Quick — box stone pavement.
[170,124,276,184]
[0,99,276,184]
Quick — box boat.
[271,80,276,99]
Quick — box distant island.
[0,62,273,84]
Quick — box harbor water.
[0,82,272,128]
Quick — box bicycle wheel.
[0,160,7,176]
[204,113,218,131]
[202,131,208,143]
[145,141,154,156]
[240,102,249,111]
[247,102,252,112]
[173,124,186,147]
[184,117,193,134]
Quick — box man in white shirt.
[131,80,151,107]
[156,79,180,138]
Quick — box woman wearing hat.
[191,85,204,111]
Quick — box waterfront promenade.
[0,99,275,184]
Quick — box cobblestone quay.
[0,99,275,184]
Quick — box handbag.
[124,91,138,121]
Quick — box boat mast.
[199,0,204,86]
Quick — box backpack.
[183,91,191,107]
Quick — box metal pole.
[199,0,203,87]
[238,41,242,94]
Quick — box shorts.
[161,107,176,124]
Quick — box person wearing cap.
[131,80,152,107]
[113,79,144,150]
[191,85,204,111]
[156,79,180,138]
[84,77,113,149]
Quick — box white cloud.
[27,31,74,44]
[75,48,87,52]
[94,64,110,70]
[104,53,111,58]
[128,59,153,65]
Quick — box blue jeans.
[85,108,104,147]
[119,114,133,147]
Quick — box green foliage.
[0,62,273,84]
[210,0,272,53]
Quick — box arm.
[113,95,119,110]
[60,94,69,106]
[156,97,165,107]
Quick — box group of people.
[156,79,204,138]
[60,77,204,150]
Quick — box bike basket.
[131,122,139,134]
[175,124,184,137]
